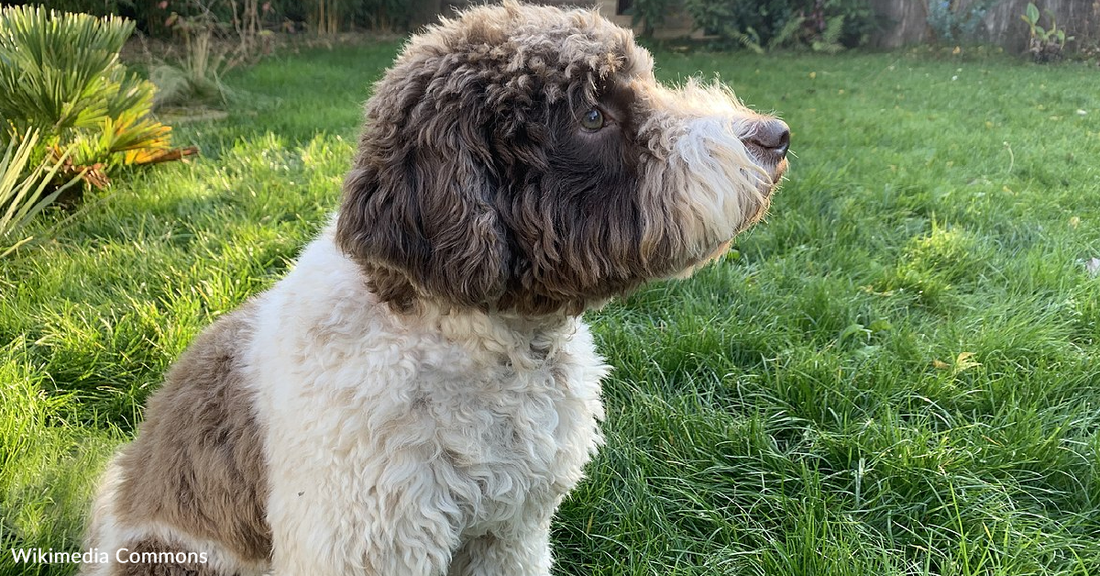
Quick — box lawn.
[2,41,1100,576]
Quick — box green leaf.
[0,130,82,257]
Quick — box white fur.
[250,224,608,575]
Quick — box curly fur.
[81,2,789,575]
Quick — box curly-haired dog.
[82,2,789,574]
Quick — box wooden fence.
[871,0,1099,49]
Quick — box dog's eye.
[580,109,604,131]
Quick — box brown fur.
[335,3,685,316]
[114,538,220,576]
[113,305,271,564]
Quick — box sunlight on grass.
[2,44,1099,576]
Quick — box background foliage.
[36,0,416,35]
[680,0,877,50]
[0,6,180,183]
[926,0,1001,43]
[0,5,191,258]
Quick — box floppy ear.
[335,117,508,310]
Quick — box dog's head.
[337,1,789,315]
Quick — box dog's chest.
[253,263,609,540]
[414,337,606,533]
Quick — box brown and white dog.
[81,2,789,574]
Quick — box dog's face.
[337,1,788,315]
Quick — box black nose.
[745,119,791,158]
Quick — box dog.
[81,2,789,574]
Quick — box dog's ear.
[335,106,508,311]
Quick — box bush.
[817,0,877,47]
[926,0,1000,44]
[683,0,875,51]
[626,0,677,37]
[684,0,797,48]
[151,5,242,109]
[34,0,131,19]
[0,6,188,189]
[40,0,272,38]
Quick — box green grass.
[3,43,1100,575]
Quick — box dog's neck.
[318,218,586,369]
[400,301,581,370]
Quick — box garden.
[2,1,1100,575]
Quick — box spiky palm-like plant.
[0,6,190,187]
[0,131,81,257]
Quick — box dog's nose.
[744,119,791,158]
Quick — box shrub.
[926,0,1000,44]
[817,0,877,47]
[151,6,240,109]
[626,0,677,38]
[684,0,796,49]
[353,0,412,32]
[0,6,189,189]
[41,0,274,38]
[683,0,874,51]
